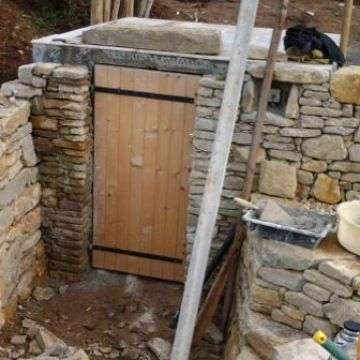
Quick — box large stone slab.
[330,66,360,105]
[273,339,328,360]
[247,62,330,84]
[302,135,347,160]
[256,233,355,271]
[259,161,297,199]
[82,23,222,55]
[284,292,324,317]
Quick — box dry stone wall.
[188,63,360,258]
[0,99,45,327]
[240,232,360,339]
[1,63,92,281]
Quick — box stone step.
[240,310,328,360]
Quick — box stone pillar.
[2,63,92,281]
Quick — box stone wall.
[233,232,360,359]
[1,63,92,281]
[0,99,45,326]
[188,63,360,259]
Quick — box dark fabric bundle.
[284,25,345,67]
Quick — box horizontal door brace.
[93,245,183,264]
[94,86,194,104]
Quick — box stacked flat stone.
[241,232,360,338]
[1,63,92,281]
[0,100,44,327]
[189,63,360,262]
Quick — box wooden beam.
[241,0,290,201]
[103,0,112,22]
[219,0,290,335]
[193,226,246,346]
[170,1,259,359]
[340,0,354,57]
[144,0,154,18]
[91,0,104,24]
[111,0,121,20]
[123,0,134,17]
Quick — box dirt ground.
[0,271,221,359]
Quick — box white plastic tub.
[337,200,360,256]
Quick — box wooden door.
[92,65,200,282]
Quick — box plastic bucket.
[337,200,360,256]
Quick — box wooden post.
[91,0,104,24]
[144,0,154,18]
[103,0,112,22]
[123,0,134,17]
[170,1,259,359]
[111,0,121,20]
[241,0,290,201]
[340,0,353,57]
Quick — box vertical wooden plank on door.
[127,68,146,275]
[103,65,121,270]
[116,67,135,274]
[93,65,108,269]
[162,74,187,280]
[138,71,160,277]
[151,72,173,280]
[174,76,200,282]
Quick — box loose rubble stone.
[204,323,224,345]
[35,327,67,352]
[148,338,172,360]
[259,161,297,199]
[258,267,304,291]
[285,291,324,317]
[302,135,347,160]
[10,334,27,345]
[32,287,56,301]
[304,269,353,297]
[312,174,341,204]
[303,283,331,302]
[330,66,360,105]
